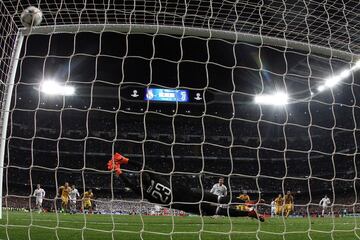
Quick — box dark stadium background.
[3,31,360,213]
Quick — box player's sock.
[215,206,220,215]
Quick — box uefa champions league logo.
[131,90,139,98]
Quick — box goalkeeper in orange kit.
[107,153,264,221]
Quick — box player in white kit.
[210,177,228,215]
[210,177,228,198]
[69,185,80,214]
[33,184,45,213]
[319,195,331,217]
[270,198,276,218]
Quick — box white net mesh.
[1,0,360,240]
[1,0,360,55]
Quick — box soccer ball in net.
[20,6,43,28]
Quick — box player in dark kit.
[107,153,264,221]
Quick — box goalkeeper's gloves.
[107,152,129,175]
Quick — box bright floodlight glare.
[319,62,360,92]
[40,80,75,96]
[317,85,326,92]
[324,76,341,88]
[339,69,351,79]
[353,60,360,70]
[254,92,288,106]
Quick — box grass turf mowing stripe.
[1,211,360,240]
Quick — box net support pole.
[0,31,23,219]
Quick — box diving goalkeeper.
[107,153,264,221]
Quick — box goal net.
[1,0,360,240]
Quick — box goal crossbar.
[20,24,358,62]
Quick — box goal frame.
[0,31,23,219]
[19,24,357,61]
[0,23,357,219]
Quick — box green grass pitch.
[1,211,360,240]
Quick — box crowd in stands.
[11,107,356,151]
[2,102,360,217]
[3,194,360,218]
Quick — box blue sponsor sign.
[144,88,189,102]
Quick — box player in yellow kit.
[274,194,283,216]
[82,189,94,213]
[58,182,71,213]
[236,192,251,211]
[283,191,294,218]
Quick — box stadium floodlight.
[317,85,326,92]
[324,76,341,88]
[39,80,75,96]
[352,60,360,71]
[317,64,359,92]
[254,92,288,106]
[323,69,351,89]
[339,69,351,79]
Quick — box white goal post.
[0,30,24,220]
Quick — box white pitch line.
[11,218,204,226]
